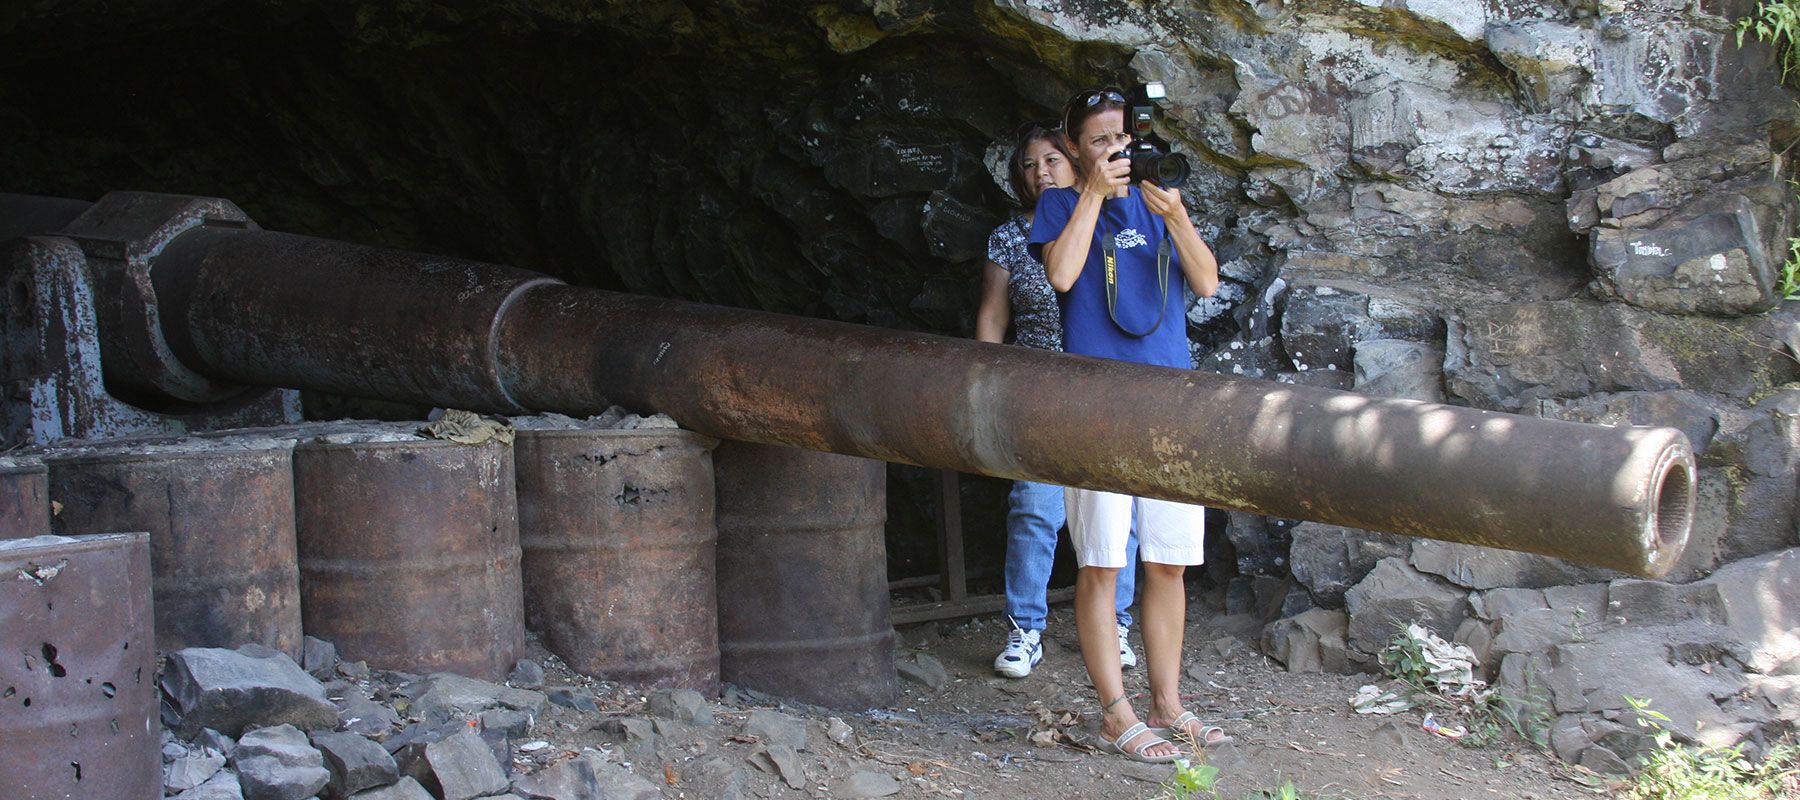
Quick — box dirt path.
[523,593,1594,800]
[865,603,1579,800]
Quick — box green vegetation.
[1618,696,1800,800]
[1780,235,1800,301]
[1376,625,1527,747]
[1159,758,1219,799]
[1738,0,1800,89]
[1741,3,1800,303]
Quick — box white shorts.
[1065,488,1207,568]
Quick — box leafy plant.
[1253,781,1301,800]
[1779,235,1800,301]
[1378,626,1435,687]
[1738,0,1800,89]
[1619,695,1800,800]
[1164,758,1220,798]
[1375,625,1516,746]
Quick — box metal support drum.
[1,457,49,538]
[293,431,523,681]
[45,438,301,656]
[516,426,720,693]
[0,533,159,800]
[713,441,897,709]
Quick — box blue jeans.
[1004,480,1136,631]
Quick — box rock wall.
[5,0,1800,764]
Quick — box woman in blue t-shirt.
[1027,86,1227,763]
[976,120,1142,682]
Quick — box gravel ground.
[514,591,1596,800]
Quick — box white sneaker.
[994,626,1043,678]
[1118,624,1138,670]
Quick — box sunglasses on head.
[1063,87,1128,132]
[1073,88,1127,107]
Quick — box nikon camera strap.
[1100,220,1171,338]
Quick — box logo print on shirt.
[1114,228,1148,250]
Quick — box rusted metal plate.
[713,441,897,709]
[516,427,720,693]
[45,439,302,657]
[293,434,523,682]
[1,458,49,538]
[0,532,160,800]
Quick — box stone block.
[335,691,401,738]
[1703,548,1800,674]
[349,776,434,800]
[1260,608,1349,674]
[507,660,545,689]
[310,730,398,800]
[1545,627,1746,739]
[301,637,338,680]
[172,770,245,800]
[1444,299,1799,412]
[1604,579,1724,627]
[424,728,508,800]
[1699,393,1800,564]
[1411,539,1617,591]
[479,708,535,739]
[895,652,947,690]
[1486,20,1599,114]
[409,673,547,724]
[1222,511,1295,577]
[1344,558,1469,655]
[1351,338,1444,401]
[165,748,227,794]
[1278,280,1441,377]
[743,709,808,752]
[510,749,658,800]
[546,687,599,713]
[647,688,714,726]
[1590,197,1781,316]
[162,647,339,739]
[1289,522,1411,609]
[232,724,330,800]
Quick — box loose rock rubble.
[156,636,935,800]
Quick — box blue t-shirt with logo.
[1028,186,1189,368]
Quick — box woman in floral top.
[975,121,1139,680]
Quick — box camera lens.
[1151,153,1190,188]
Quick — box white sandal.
[1095,722,1180,763]
[1149,711,1233,747]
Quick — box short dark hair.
[1061,86,1128,145]
[1007,120,1070,208]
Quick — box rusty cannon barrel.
[10,191,1696,578]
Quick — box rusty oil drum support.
[1,457,49,538]
[44,440,302,656]
[515,426,721,693]
[713,441,898,709]
[293,434,524,682]
[126,207,1696,577]
[0,532,160,800]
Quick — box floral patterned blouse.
[987,215,1063,352]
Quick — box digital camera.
[1109,81,1191,188]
